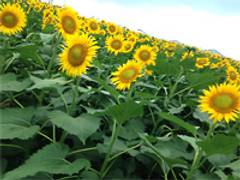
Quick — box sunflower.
[106,22,121,35]
[195,57,210,69]
[165,51,175,58]
[42,7,57,30]
[134,45,157,66]
[145,69,153,76]
[181,51,194,60]
[26,0,45,12]
[226,66,240,84]
[199,83,240,123]
[128,34,137,43]
[105,35,124,55]
[86,18,101,34]
[57,6,80,39]
[0,3,27,35]
[59,34,99,77]
[123,40,135,53]
[152,46,159,53]
[111,60,142,90]
[163,42,177,51]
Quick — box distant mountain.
[207,49,223,56]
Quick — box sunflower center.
[125,44,131,51]
[68,44,87,67]
[129,37,135,42]
[229,71,237,80]
[139,50,151,61]
[213,94,234,110]
[197,59,207,65]
[90,22,98,31]
[121,68,136,81]
[62,16,76,34]
[111,40,122,50]
[1,12,18,28]
[109,25,116,32]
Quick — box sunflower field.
[0,0,240,180]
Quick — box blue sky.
[98,0,240,15]
[53,0,240,60]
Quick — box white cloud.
[53,0,240,60]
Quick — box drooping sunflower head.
[195,57,210,69]
[226,66,240,84]
[111,60,143,90]
[59,34,99,77]
[57,6,80,38]
[199,83,240,123]
[134,45,157,66]
[0,3,27,35]
[105,35,124,55]
[86,18,101,34]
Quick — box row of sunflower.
[0,0,239,124]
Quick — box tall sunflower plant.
[0,1,240,180]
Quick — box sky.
[52,0,240,60]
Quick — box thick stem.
[99,119,119,178]
[186,123,216,179]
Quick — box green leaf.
[155,138,193,160]
[48,111,101,144]
[192,171,219,180]
[118,119,145,140]
[0,73,31,92]
[178,135,198,151]
[97,136,128,155]
[159,112,197,136]
[81,170,100,180]
[95,77,120,101]
[186,71,223,90]
[139,133,187,168]
[221,159,240,176]
[151,58,181,76]
[15,43,39,60]
[39,33,54,44]
[28,75,70,90]
[3,143,90,180]
[193,108,212,123]
[0,124,39,140]
[0,108,40,140]
[197,134,239,156]
[208,154,235,167]
[106,100,143,124]
[222,159,240,171]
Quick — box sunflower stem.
[99,119,119,178]
[47,32,58,75]
[186,123,216,180]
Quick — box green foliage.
[159,112,198,136]
[48,111,101,144]
[0,108,40,140]
[0,73,31,92]
[105,100,144,124]
[1,1,239,179]
[197,134,239,156]
[3,143,90,180]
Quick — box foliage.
[0,0,240,180]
